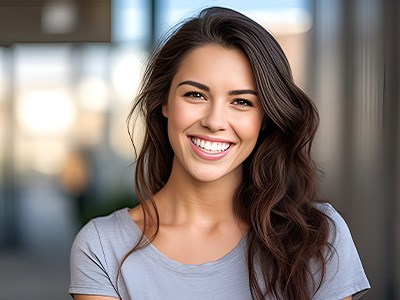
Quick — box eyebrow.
[228,89,258,96]
[178,80,210,92]
[177,80,257,96]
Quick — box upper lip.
[189,135,235,144]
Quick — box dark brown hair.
[125,6,333,300]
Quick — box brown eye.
[233,99,253,107]
[184,92,206,100]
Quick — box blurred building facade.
[0,0,398,299]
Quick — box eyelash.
[233,99,254,107]
[183,92,254,108]
[183,91,205,100]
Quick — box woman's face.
[162,44,264,184]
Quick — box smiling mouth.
[191,137,231,153]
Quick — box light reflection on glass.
[111,46,145,100]
[16,88,76,137]
[77,76,110,113]
[112,0,149,43]
[158,0,311,38]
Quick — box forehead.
[172,44,256,89]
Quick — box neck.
[155,158,243,226]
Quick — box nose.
[200,102,228,132]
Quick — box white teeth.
[191,137,230,153]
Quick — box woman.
[69,7,370,300]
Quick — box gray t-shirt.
[69,203,370,299]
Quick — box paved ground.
[0,249,71,300]
[0,180,77,300]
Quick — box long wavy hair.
[124,6,333,300]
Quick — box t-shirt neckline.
[117,207,247,276]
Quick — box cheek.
[235,116,263,143]
[168,102,202,130]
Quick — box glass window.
[112,0,149,43]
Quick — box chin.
[191,173,223,183]
[189,168,240,184]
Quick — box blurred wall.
[310,0,399,299]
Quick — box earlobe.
[162,103,168,118]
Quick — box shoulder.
[314,202,345,225]
[71,208,140,261]
[314,202,351,240]
[69,208,140,297]
[312,202,371,299]
[313,202,359,266]
[74,209,126,245]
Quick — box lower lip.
[189,138,232,161]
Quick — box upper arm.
[311,204,370,299]
[70,221,120,298]
[73,295,119,300]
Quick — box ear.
[162,102,168,118]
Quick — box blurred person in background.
[58,147,93,226]
[69,7,370,300]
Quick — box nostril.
[200,110,228,132]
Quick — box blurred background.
[0,0,398,299]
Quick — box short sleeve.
[69,221,120,298]
[313,203,370,300]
